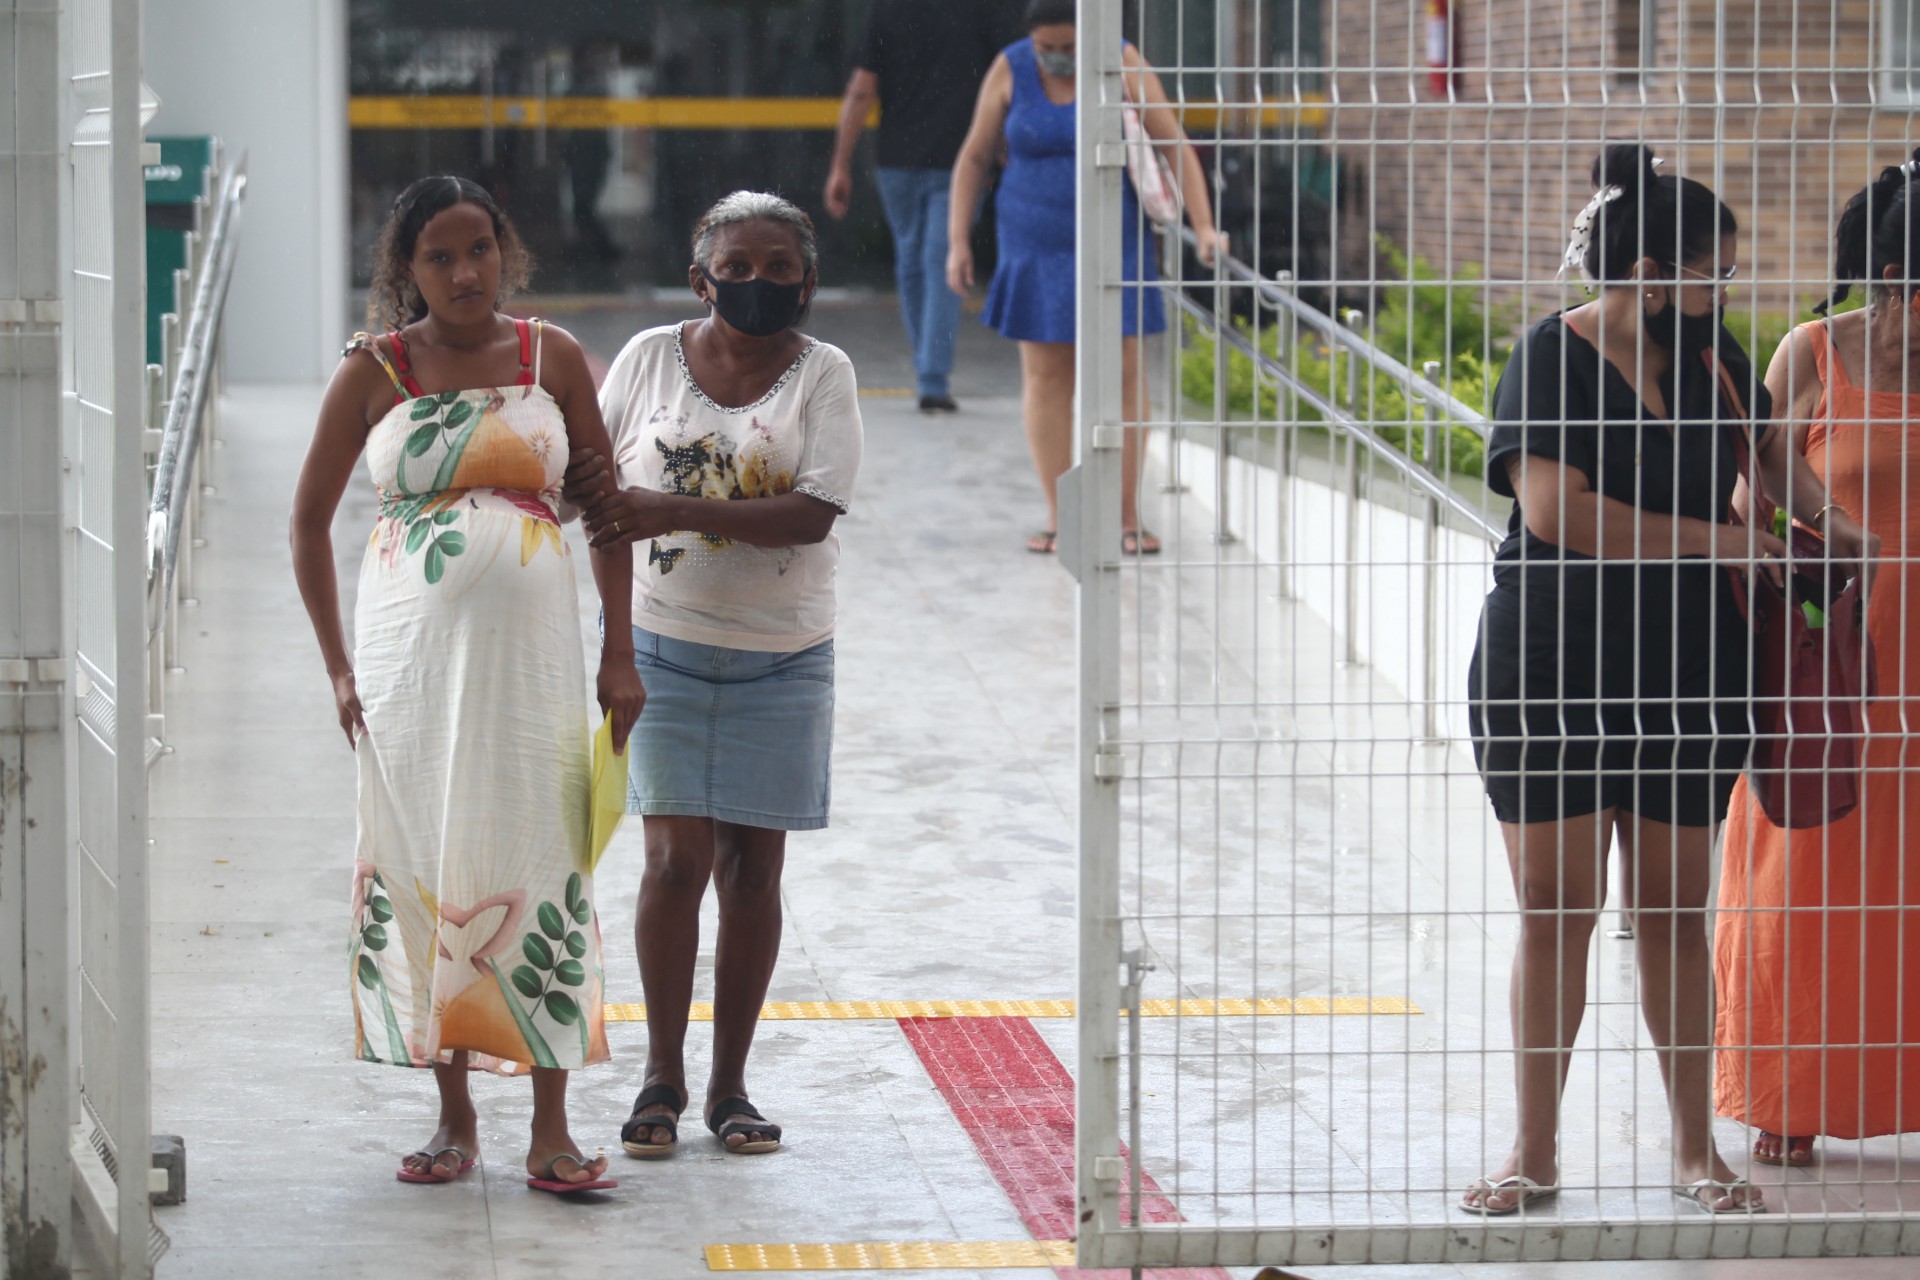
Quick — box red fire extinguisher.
[1427,0,1459,98]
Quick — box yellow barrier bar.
[705,1241,1076,1271]
[347,95,1327,132]
[349,96,869,131]
[602,996,1419,1022]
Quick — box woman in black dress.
[1462,145,1872,1216]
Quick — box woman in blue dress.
[947,0,1223,554]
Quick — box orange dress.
[1714,321,1920,1139]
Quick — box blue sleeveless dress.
[981,38,1167,344]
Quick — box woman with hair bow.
[1461,145,1870,1217]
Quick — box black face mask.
[700,268,809,337]
[1645,293,1721,357]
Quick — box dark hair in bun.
[1820,147,1920,313]
[1583,143,1737,285]
[1025,0,1076,29]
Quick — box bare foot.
[1753,1131,1815,1167]
[399,1116,479,1182]
[526,1141,609,1185]
[705,1094,782,1152]
[1674,1152,1763,1212]
[625,1079,686,1150]
[1460,1154,1558,1214]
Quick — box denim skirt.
[626,625,834,831]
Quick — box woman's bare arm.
[543,326,645,749]
[1509,453,1784,568]
[543,326,632,645]
[563,442,838,550]
[1755,323,1880,582]
[947,54,1012,295]
[1765,326,1824,461]
[289,354,384,745]
[1122,43,1221,265]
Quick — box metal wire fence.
[1074,0,1920,1265]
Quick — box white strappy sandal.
[1673,1177,1766,1214]
[1460,1174,1561,1216]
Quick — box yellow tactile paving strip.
[705,1241,1076,1271]
[605,996,1419,1022]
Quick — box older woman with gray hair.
[563,190,863,1161]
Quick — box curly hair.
[365,175,533,331]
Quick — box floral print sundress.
[344,319,608,1075]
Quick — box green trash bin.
[145,136,216,365]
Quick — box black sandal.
[620,1083,685,1159]
[706,1096,782,1155]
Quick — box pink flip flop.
[526,1149,617,1195]
[396,1146,475,1184]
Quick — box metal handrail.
[1170,238,1502,543]
[1180,227,1494,437]
[1170,290,1501,541]
[146,154,246,632]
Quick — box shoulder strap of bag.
[1705,347,1773,531]
[1704,347,1770,628]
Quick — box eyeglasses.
[1673,262,1739,283]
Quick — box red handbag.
[1716,359,1875,829]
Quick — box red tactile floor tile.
[899,1015,1230,1280]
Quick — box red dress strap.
[512,317,534,387]
[346,332,410,404]
[386,330,429,399]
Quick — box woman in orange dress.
[1713,154,1920,1168]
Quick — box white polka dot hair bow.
[1560,185,1624,289]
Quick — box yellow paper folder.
[589,713,627,872]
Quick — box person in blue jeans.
[825,0,1013,413]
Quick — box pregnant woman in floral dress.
[292,176,644,1192]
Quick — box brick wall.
[1308,0,1917,327]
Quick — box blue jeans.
[874,166,960,399]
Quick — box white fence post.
[63,0,158,1274]
[3,3,78,1272]
[1071,0,1126,1266]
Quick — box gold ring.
[613,519,622,534]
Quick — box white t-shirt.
[598,323,864,653]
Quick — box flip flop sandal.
[526,1149,618,1195]
[621,1082,685,1159]
[1028,530,1058,554]
[1673,1177,1765,1214]
[1751,1132,1816,1167]
[1122,530,1162,555]
[396,1146,474,1184]
[707,1097,782,1155]
[1458,1174,1559,1216]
